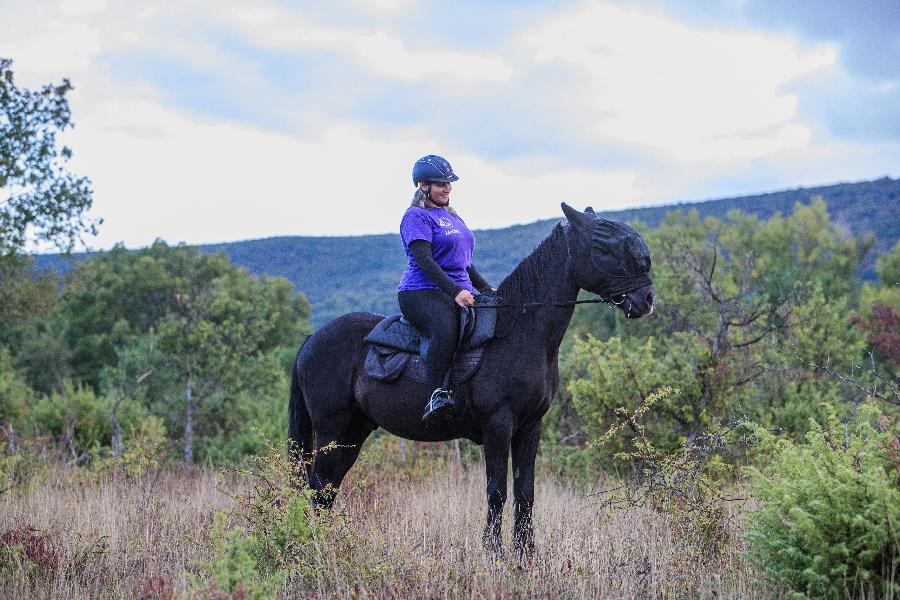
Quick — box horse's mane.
[497,222,567,303]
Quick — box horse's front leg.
[482,413,513,554]
[512,419,541,560]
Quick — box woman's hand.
[455,289,475,307]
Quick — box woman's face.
[421,181,451,206]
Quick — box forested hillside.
[35,177,899,326]
[178,177,900,325]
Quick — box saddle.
[363,292,501,384]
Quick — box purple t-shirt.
[398,207,476,293]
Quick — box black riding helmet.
[412,155,459,185]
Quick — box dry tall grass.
[0,466,230,598]
[0,445,776,599]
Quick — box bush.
[29,382,111,456]
[196,441,368,596]
[29,382,151,459]
[744,403,900,599]
[594,387,745,556]
[0,346,33,432]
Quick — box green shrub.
[84,416,167,475]
[29,382,150,458]
[196,441,362,596]
[199,512,281,599]
[594,387,744,557]
[744,403,900,599]
[0,346,33,432]
[30,382,111,454]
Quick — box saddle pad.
[364,346,484,385]
[402,348,484,385]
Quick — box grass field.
[0,440,776,599]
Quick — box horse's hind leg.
[309,412,375,508]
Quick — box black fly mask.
[586,209,652,298]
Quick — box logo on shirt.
[438,217,452,227]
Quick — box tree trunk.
[183,374,194,468]
[3,423,16,455]
[399,438,407,463]
[110,394,124,456]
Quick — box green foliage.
[29,382,109,454]
[59,241,311,389]
[594,388,742,553]
[877,241,900,287]
[744,403,900,599]
[757,283,868,436]
[195,384,287,466]
[0,57,97,258]
[197,442,365,596]
[549,199,877,474]
[0,346,33,431]
[55,241,311,465]
[0,256,61,363]
[119,415,168,478]
[567,335,704,457]
[200,512,281,599]
[29,381,147,457]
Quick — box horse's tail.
[288,336,314,484]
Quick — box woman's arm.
[466,264,494,293]
[408,240,464,297]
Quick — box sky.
[2,0,899,250]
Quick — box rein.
[472,296,626,314]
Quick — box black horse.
[289,203,655,557]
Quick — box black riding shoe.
[422,388,455,424]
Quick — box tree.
[59,242,312,465]
[60,242,180,389]
[155,254,309,466]
[557,200,870,463]
[1,57,98,258]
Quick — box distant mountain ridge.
[36,177,900,326]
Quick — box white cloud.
[61,89,640,248]
[216,5,513,84]
[3,0,898,251]
[1,13,103,85]
[59,0,107,16]
[522,1,836,162]
[352,0,416,14]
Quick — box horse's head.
[561,202,655,319]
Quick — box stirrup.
[422,388,455,423]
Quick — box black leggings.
[398,289,459,393]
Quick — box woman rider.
[397,155,494,424]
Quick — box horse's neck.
[496,224,580,350]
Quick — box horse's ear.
[585,206,595,213]
[561,202,593,232]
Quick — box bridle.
[470,223,649,315]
